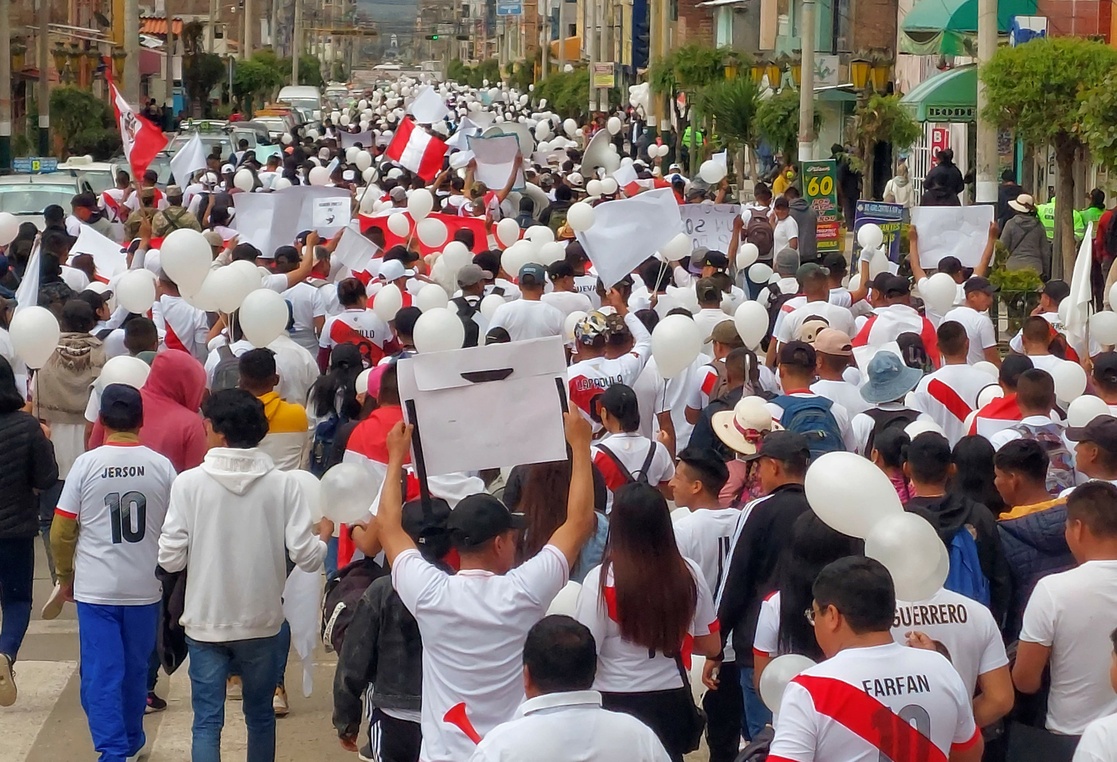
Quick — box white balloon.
[546,581,581,617]
[321,463,379,524]
[373,284,404,322]
[208,264,256,313]
[920,272,958,317]
[416,217,448,247]
[1067,395,1111,428]
[868,247,890,278]
[345,147,360,164]
[1051,360,1088,402]
[866,512,949,601]
[272,176,292,191]
[480,294,505,320]
[387,212,412,237]
[96,355,151,393]
[355,151,373,172]
[413,307,465,353]
[415,283,450,312]
[586,179,603,197]
[759,654,817,712]
[600,177,619,196]
[660,232,692,263]
[496,218,521,248]
[0,212,20,246]
[115,270,157,314]
[805,451,904,538]
[977,383,1004,408]
[563,118,577,136]
[748,263,774,283]
[857,223,885,251]
[160,229,212,296]
[736,242,759,270]
[9,306,60,369]
[606,116,622,135]
[525,225,555,245]
[442,241,473,271]
[563,310,587,342]
[538,241,565,265]
[181,271,221,311]
[972,360,999,380]
[239,289,289,347]
[699,160,727,184]
[308,166,331,186]
[1091,310,1117,345]
[288,469,323,525]
[651,314,703,378]
[408,189,434,220]
[905,419,945,439]
[733,301,769,350]
[233,168,255,192]
[566,202,596,232]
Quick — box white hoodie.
[158,447,326,642]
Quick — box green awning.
[900,0,1037,55]
[899,65,977,123]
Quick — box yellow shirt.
[257,391,310,471]
[999,496,1066,521]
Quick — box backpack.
[944,524,991,607]
[765,290,800,344]
[309,413,342,477]
[1012,422,1076,493]
[595,441,658,485]
[744,208,774,262]
[320,556,388,653]
[451,296,481,348]
[774,395,844,460]
[547,205,571,235]
[210,344,241,392]
[863,408,920,457]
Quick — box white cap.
[379,259,414,282]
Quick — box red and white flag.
[384,117,447,181]
[108,79,168,181]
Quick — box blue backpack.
[944,525,991,607]
[774,395,845,460]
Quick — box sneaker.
[0,653,16,707]
[226,676,242,700]
[358,740,375,762]
[272,685,289,717]
[40,584,66,621]
[144,691,167,714]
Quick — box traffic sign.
[496,0,522,15]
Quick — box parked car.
[0,174,83,230]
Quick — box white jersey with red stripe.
[768,642,980,762]
[320,308,391,367]
[852,304,940,368]
[909,364,997,446]
[591,431,675,496]
[566,313,652,426]
[152,294,210,362]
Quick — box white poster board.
[467,134,525,190]
[910,205,994,268]
[575,188,683,288]
[680,203,741,254]
[233,186,352,255]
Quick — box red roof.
[139,17,184,36]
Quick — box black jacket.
[0,411,58,539]
[333,575,424,738]
[905,494,1012,627]
[922,162,965,206]
[996,182,1025,229]
[718,483,810,665]
[997,503,1074,639]
[788,198,818,263]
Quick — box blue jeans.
[187,634,279,762]
[739,665,772,741]
[77,602,159,762]
[0,537,34,661]
[273,620,290,689]
[324,536,339,579]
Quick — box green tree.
[649,44,729,173]
[295,54,325,87]
[1080,70,1117,171]
[181,21,224,117]
[848,93,921,197]
[755,89,800,164]
[693,77,760,181]
[534,68,593,123]
[50,87,116,158]
[232,55,284,114]
[982,37,1117,275]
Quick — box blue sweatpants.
[77,601,160,762]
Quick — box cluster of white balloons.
[856,223,891,279]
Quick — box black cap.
[100,383,143,419]
[703,250,729,270]
[519,262,546,286]
[755,430,811,461]
[868,271,895,292]
[883,274,911,297]
[402,498,452,560]
[447,494,525,549]
[1043,279,1070,303]
[1094,352,1117,384]
[964,276,999,295]
[599,383,639,419]
[778,340,816,369]
[1067,415,1117,452]
[1000,354,1034,387]
[937,256,963,276]
[822,252,847,273]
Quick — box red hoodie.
[89,350,207,472]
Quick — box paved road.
[1,544,715,761]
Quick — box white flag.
[169,132,208,186]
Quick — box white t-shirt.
[1075,713,1117,762]
[810,378,871,417]
[673,507,742,598]
[591,432,675,496]
[773,216,800,253]
[152,294,210,362]
[692,308,732,343]
[633,360,668,443]
[487,299,565,342]
[541,290,593,319]
[775,301,856,345]
[319,308,392,365]
[283,281,327,334]
[392,544,569,762]
[574,559,717,693]
[768,643,980,762]
[573,275,602,309]
[892,588,1008,700]
[55,442,177,606]
[1019,559,1117,735]
[909,364,999,446]
[988,414,1063,452]
[753,591,782,658]
[1026,352,1065,376]
[941,306,997,365]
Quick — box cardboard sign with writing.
[679,203,741,254]
[803,160,841,252]
[910,206,994,268]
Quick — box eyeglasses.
[804,607,818,626]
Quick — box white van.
[277,86,322,120]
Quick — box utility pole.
[797,0,815,162]
[557,0,565,72]
[292,0,301,83]
[540,0,549,79]
[586,0,595,115]
[209,0,218,52]
[124,0,140,105]
[243,0,254,58]
[166,0,176,127]
[37,0,49,156]
[975,0,998,203]
[0,0,12,171]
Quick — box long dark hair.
[514,461,606,564]
[601,483,696,654]
[949,435,1005,516]
[310,343,364,419]
[777,511,863,660]
[0,356,27,414]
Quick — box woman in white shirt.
[574,483,721,761]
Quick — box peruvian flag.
[108,77,168,181]
[384,117,447,181]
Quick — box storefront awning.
[899,64,977,123]
[900,0,1036,55]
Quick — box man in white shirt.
[772,196,799,253]
[488,263,565,342]
[276,246,327,353]
[910,321,999,446]
[567,297,653,425]
[942,277,1000,367]
[908,223,995,326]
[1019,314,1068,375]
[376,413,597,762]
[469,615,671,762]
[153,276,210,362]
[757,248,801,319]
[810,328,871,417]
[768,341,855,452]
[773,264,856,351]
[47,386,177,760]
[1073,629,1117,761]
[692,278,733,343]
[768,556,983,762]
[542,261,593,318]
[1013,481,1117,737]
[1010,279,1099,360]
[1066,416,1117,492]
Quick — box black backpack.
[210,344,241,393]
[864,407,920,456]
[766,289,800,344]
[745,208,774,262]
[320,556,388,654]
[595,441,657,485]
[451,296,481,348]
